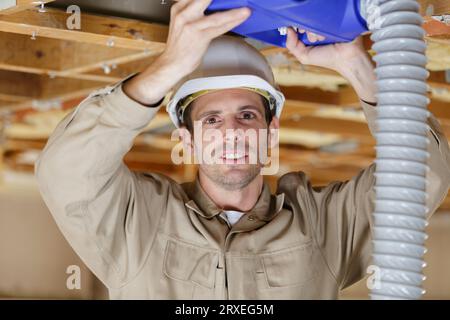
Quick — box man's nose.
[223,118,244,143]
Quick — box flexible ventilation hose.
[363,0,430,299]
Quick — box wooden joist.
[0,0,54,15]
[419,0,450,15]
[0,30,142,68]
[0,69,106,111]
[0,8,167,51]
[281,84,450,122]
[0,5,448,110]
[0,6,167,84]
[280,85,360,106]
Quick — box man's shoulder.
[276,170,338,198]
[133,171,187,196]
[277,171,311,190]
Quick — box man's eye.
[240,112,256,120]
[204,117,220,125]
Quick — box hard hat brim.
[166,75,285,128]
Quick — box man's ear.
[268,116,280,148]
[177,126,195,164]
[269,116,280,130]
[179,126,193,148]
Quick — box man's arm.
[360,100,450,218]
[324,31,450,221]
[285,30,450,289]
[35,82,172,288]
[304,101,450,290]
[289,102,450,290]
[35,0,251,288]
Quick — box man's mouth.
[219,150,249,164]
[222,151,246,160]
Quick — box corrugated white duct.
[363,0,430,299]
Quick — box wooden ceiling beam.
[55,51,152,81]
[281,84,450,121]
[280,85,359,106]
[85,55,159,80]
[0,7,167,51]
[0,31,151,84]
[0,92,30,102]
[0,31,138,70]
[428,70,450,90]
[280,116,374,142]
[419,0,450,15]
[0,69,41,98]
[0,0,54,15]
[424,16,450,39]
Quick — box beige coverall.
[35,79,450,299]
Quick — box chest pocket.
[258,241,317,288]
[163,239,219,289]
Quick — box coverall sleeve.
[35,80,170,288]
[305,101,450,290]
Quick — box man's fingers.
[286,27,308,55]
[351,35,364,47]
[179,0,213,20]
[313,33,325,41]
[307,32,318,43]
[306,31,325,43]
[286,27,309,63]
[196,7,251,33]
[170,0,192,18]
[286,27,299,50]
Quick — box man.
[35,0,450,299]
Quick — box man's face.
[181,88,279,190]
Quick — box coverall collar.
[183,174,285,222]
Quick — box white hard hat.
[166,35,285,128]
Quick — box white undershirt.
[222,210,245,226]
